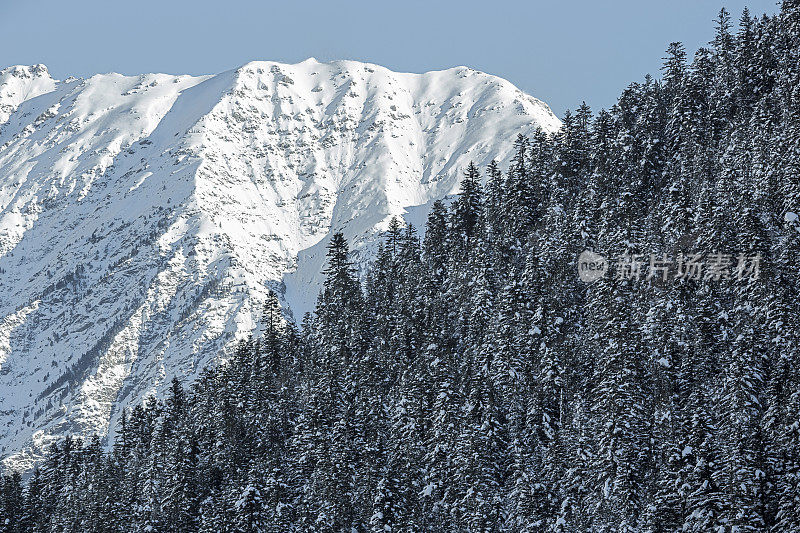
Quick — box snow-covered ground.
[0,59,559,472]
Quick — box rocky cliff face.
[0,59,559,471]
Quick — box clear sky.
[0,1,781,118]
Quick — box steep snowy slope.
[0,59,559,472]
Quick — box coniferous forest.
[3,3,800,532]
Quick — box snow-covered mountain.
[0,59,560,472]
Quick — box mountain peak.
[0,63,50,77]
[0,64,56,125]
[0,60,559,472]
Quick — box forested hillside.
[2,2,800,531]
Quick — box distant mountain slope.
[0,59,559,471]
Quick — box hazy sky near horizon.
[0,1,781,117]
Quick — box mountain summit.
[0,59,559,471]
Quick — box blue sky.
[0,1,781,117]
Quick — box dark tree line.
[2,2,800,531]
